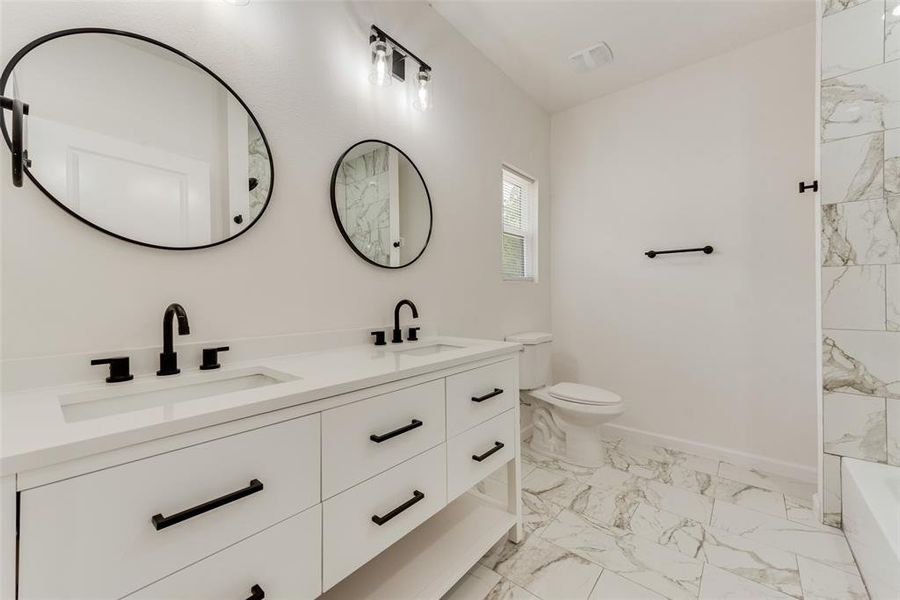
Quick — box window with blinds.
[502,167,536,280]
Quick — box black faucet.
[157,303,190,376]
[392,299,419,343]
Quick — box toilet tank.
[505,332,553,390]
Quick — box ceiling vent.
[568,42,614,73]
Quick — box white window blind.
[502,167,536,280]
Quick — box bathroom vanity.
[0,337,523,599]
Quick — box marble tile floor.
[444,438,869,600]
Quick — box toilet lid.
[548,382,622,406]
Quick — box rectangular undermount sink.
[60,367,297,423]
[390,343,466,357]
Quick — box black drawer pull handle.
[472,388,503,403]
[370,419,423,443]
[151,479,264,531]
[372,490,425,526]
[472,441,505,462]
[246,584,265,600]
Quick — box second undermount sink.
[60,367,298,423]
[390,343,466,357]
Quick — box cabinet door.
[446,359,518,437]
[128,506,322,600]
[19,415,321,600]
[447,409,516,501]
[322,379,445,498]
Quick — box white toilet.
[507,332,625,467]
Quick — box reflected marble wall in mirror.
[1,29,274,249]
[330,140,432,269]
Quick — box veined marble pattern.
[821,0,886,80]
[247,122,271,220]
[822,266,886,330]
[796,556,869,600]
[335,145,393,264]
[823,0,868,18]
[821,60,900,141]
[823,454,843,528]
[823,392,887,461]
[821,198,900,266]
[888,398,900,465]
[821,132,883,205]
[823,330,900,398]
[888,265,900,330]
[457,439,867,600]
[887,0,900,62]
[886,129,900,197]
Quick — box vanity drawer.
[447,409,516,501]
[128,505,322,600]
[322,444,447,591]
[322,379,445,498]
[18,415,321,600]
[446,358,518,436]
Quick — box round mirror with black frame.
[0,28,274,250]
[330,140,432,269]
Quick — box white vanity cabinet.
[7,350,522,600]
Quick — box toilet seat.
[548,382,621,406]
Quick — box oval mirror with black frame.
[330,140,432,269]
[0,28,274,250]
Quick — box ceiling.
[431,0,815,113]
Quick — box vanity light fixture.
[369,25,433,111]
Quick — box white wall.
[0,1,551,359]
[550,24,817,469]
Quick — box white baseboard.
[596,422,817,484]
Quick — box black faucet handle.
[200,346,230,370]
[407,327,421,341]
[91,356,134,383]
[371,331,387,346]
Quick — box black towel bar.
[645,246,713,258]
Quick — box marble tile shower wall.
[820,0,900,527]
[333,146,392,264]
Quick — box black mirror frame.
[330,139,433,270]
[0,27,275,251]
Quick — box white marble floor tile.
[588,570,665,599]
[886,129,900,198]
[524,466,591,508]
[797,555,869,600]
[522,446,597,484]
[711,501,858,575]
[612,439,720,476]
[443,564,503,600]
[622,503,802,598]
[784,496,840,531]
[490,534,603,600]
[888,264,900,332]
[483,578,542,600]
[699,564,794,600]
[543,509,704,600]
[716,463,817,501]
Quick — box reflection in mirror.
[331,141,432,268]
[1,30,273,249]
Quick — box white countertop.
[1,337,520,476]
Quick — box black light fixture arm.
[370,25,432,72]
[0,96,29,188]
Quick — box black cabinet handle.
[151,479,263,531]
[371,490,425,526]
[370,419,423,443]
[472,441,505,462]
[471,388,503,403]
[246,584,265,600]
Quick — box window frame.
[500,165,538,282]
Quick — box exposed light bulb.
[893,4,900,16]
[412,68,433,112]
[369,38,393,87]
